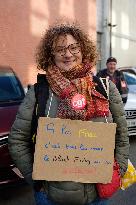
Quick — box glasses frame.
[53,43,81,56]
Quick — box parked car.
[122,71,136,137]
[118,66,136,77]
[0,66,25,187]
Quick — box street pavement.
[0,137,136,205]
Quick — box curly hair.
[35,23,98,71]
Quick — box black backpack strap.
[99,77,109,99]
[93,76,109,99]
[34,74,49,117]
[31,74,49,191]
[31,74,49,145]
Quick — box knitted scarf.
[46,63,109,120]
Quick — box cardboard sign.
[32,117,116,183]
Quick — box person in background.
[8,23,129,205]
[97,57,128,104]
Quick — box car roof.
[123,71,136,78]
[119,66,136,68]
[118,66,136,71]
[0,65,14,73]
[118,67,136,75]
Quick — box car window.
[123,72,136,85]
[0,72,25,102]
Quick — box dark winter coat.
[97,69,128,104]
[8,78,129,205]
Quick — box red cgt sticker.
[121,81,127,88]
[71,94,86,110]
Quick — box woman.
[8,23,129,205]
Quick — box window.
[0,72,24,102]
[123,72,136,85]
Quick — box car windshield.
[123,72,136,85]
[0,72,25,102]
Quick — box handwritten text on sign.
[32,117,116,183]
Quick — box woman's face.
[53,34,82,72]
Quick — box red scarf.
[46,63,109,120]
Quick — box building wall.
[0,0,96,87]
[112,0,136,67]
[97,0,136,70]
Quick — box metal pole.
[109,0,112,56]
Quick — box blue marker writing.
[46,123,54,134]
[44,141,50,148]
[52,143,60,149]
[66,144,77,150]
[61,125,71,135]
[80,144,87,150]
[44,155,49,161]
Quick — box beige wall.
[0,0,96,87]
[112,0,136,67]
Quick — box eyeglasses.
[54,43,81,56]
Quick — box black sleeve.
[96,69,107,78]
[118,71,128,104]
[96,70,101,78]
[119,71,126,81]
